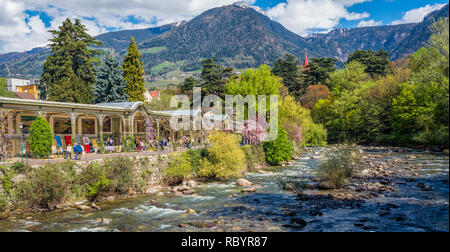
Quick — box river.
[0,146,448,232]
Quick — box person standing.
[65,144,72,159]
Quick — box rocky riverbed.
[0,146,448,232]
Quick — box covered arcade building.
[0,97,211,157]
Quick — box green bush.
[121,136,136,152]
[242,145,266,170]
[15,163,72,209]
[317,147,362,189]
[29,116,53,157]
[78,163,110,201]
[0,165,15,195]
[165,152,194,185]
[104,157,136,194]
[10,162,32,175]
[197,132,246,180]
[263,126,294,166]
[0,191,7,212]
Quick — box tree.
[200,58,234,98]
[299,84,330,110]
[303,58,337,87]
[272,54,301,97]
[327,61,368,95]
[180,76,197,98]
[263,126,294,165]
[226,64,281,98]
[93,51,128,103]
[122,37,146,102]
[29,116,53,157]
[0,78,15,98]
[40,18,101,103]
[347,49,390,76]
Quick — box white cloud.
[357,19,382,27]
[266,0,371,35]
[0,0,256,53]
[391,3,446,25]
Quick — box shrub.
[86,173,110,201]
[104,157,136,194]
[263,126,294,166]
[10,162,32,175]
[15,163,72,209]
[0,165,15,195]
[278,176,306,195]
[242,145,266,170]
[0,191,7,212]
[317,146,362,188]
[29,116,53,157]
[198,132,246,180]
[165,152,194,185]
[78,163,110,201]
[121,136,136,152]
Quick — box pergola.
[0,97,200,156]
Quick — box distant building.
[7,77,39,100]
[144,89,160,103]
[303,50,310,71]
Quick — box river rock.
[91,203,101,210]
[76,205,92,211]
[290,217,307,228]
[183,189,194,195]
[318,183,335,190]
[187,180,199,187]
[186,208,196,214]
[241,187,257,193]
[236,179,253,187]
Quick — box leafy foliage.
[303,58,337,86]
[272,54,302,97]
[198,132,246,180]
[299,84,330,110]
[201,58,235,98]
[347,49,390,76]
[29,116,53,156]
[263,126,294,166]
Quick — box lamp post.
[19,123,23,162]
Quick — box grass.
[141,46,166,54]
[317,146,362,189]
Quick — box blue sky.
[0,0,448,53]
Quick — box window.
[82,119,95,134]
[137,120,145,133]
[21,116,36,134]
[103,117,112,132]
[54,117,71,134]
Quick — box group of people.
[63,135,199,159]
[65,142,83,160]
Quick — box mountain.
[0,23,177,78]
[0,3,448,79]
[96,23,178,52]
[139,4,310,71]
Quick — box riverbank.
[0,145,448,232]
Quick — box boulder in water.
[236,179,253,187]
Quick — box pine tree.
[122,37,146,102]
[200,58,234,98]
[40,18,101,103]
[94,51,128,103]
[272,54,301,98]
